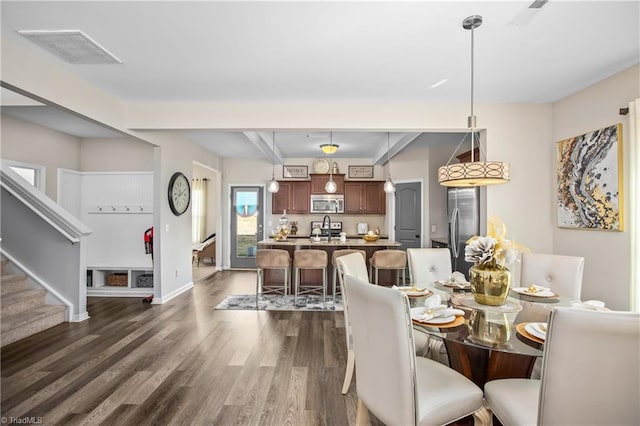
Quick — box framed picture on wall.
[283,165,308,179]
[556,123,623,231]
[348,165,374,179]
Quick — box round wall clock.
[168,172,190,216]
[313,158,330,174]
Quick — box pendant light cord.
[387,132,392,178]
[329,132,333,179]
[470,22,475,162]
[272,132,276,179]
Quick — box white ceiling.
[1,1,639,161]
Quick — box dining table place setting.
[434,271,472,291]
[511,284,558,298]
[410,294,466,328]
[516,321,547,344]
[392,285,433,298]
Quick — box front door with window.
[230,186,263,268]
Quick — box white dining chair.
[343,273,483,425]
[336,252,369,395]
[485,307,640,426]
[520,253,584,300]
[336,253,431,394]
[407,248,452,284]
[331,249,367,306]
[407,247,452,364]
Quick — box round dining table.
[410,282,577,388]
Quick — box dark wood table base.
[443,340,537,388]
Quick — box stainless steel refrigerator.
[448,187,480,278]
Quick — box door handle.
[416,235,420,238]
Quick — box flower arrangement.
[465,216,528,269]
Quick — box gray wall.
[1,187,86,319]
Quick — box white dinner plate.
[512,287,557,298]
[525,322,547,341]
[410,307,455,324]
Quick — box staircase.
[1,258,66,347]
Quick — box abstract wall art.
[556,123,623,231]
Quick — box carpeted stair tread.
[1,289,47,316]
[1,304,66,346]
[1,304,66,331]
[1,273,28,294]
[0,258,68,347]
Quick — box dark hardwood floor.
[1,271,368,425]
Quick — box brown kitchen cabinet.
[272,181,310,214]
[344,181,386,214]
[310,174,344,194]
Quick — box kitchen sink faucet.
[322,215,331,243]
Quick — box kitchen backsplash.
[269,213,385,236]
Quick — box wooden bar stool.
[369,249,407,286]
[294,249,328,305]
[331,249,367,305]
[256,249,291,308]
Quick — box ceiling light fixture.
[267,132,280,193]
[384,132,395,193]
[320,143,339,155]
[324,133,337,193]
[438,15,510,187]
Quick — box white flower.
[465,236,496,264]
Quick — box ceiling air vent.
[528,0,549,9]
[17,30,122,64]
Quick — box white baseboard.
[152,281,194,304]
[71,311,90,322]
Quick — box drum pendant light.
[438,15,510,187]
[267,132,280,193]
[384,132,395,193]
[324,132,337,193]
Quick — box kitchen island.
[258,237,401,248]
[257,238,403,291]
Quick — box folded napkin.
[525,322,547,340]
[450,271,467,283]
[435,272,470,288]
[415,294,465,322]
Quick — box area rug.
[214,294,343,311]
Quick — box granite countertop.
[286,234,389,239]
[258,238,401,247]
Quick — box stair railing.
[1,166,90,243]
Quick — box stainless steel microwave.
[310,194,345,214]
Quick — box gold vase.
[469,262,511,306]
[467,310,511,345]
